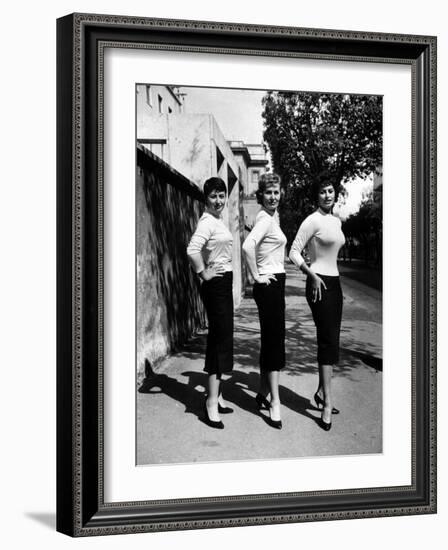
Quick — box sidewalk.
[338,259,382,292]
[137,263,382,465]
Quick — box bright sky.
[336,176,373,220]
[179,86,266,144]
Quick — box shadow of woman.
[181,368,322,429]
[181,369,261,418]
[231,369,322,428]
[278,384,322,427]
[340,347,383,372]
[139,360,206,421]
[181,369,281,429]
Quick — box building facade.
[229,141,268,232]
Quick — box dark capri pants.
[200,271,234,375]
[253,273,286,372]
[306,274,343,365]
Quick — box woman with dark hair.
[187,177,234,429]
[289,178,345,431]
[243,173,287,429]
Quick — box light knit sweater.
[243,209,287,275]
[289,209,345,276]
[187,212,233,272]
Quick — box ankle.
[270,401,282,422]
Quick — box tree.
[342,190,382,266]
[262,92,382,242]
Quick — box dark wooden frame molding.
[57,13,437,536]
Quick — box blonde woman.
[243,173,287,429]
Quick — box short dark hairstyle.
[255,172,283,205]
[311,173,341,204]
[203,177,227,198]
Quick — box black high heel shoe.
[218,403,234,414]
[320,418,332,431]
[203,402,224,429]
[218,393,234,414]
[320,407,332,431]
[255,393,270,410]
[314,392,340,415]
[269,403,282,430]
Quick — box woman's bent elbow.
[242,241,252,256]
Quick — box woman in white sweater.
[289,178,345,431]
[187,177,234,429]
[243,173,287,429]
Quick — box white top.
[289,209,345,276]
[187,212,233,272]
[243,209,287,275]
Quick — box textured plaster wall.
[167,114,212,188]
[136,149,206,379]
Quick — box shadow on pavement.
[340,348,382,372]
[165,314,380,381]
[140,360,322,428]
[138,360,204,420]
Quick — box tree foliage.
[262,91,382,242]
[342,190,382,265]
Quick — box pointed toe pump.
[217,393,234,414]
[269,402,282,430]
[320,418,332,431]
[203,402,224,429]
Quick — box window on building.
[150,142,165,159]
[168,106,173,114]
[158,95,163,114]
[140,139,167,162]
[251,170,260,184]
[145,85,152,107]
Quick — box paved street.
[137,262,382,465]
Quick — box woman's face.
[205,189,226,217]
[317,184,336,212]
[261,183,281,213]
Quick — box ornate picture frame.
[56,13,436,536]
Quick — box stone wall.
[136,145,206,378]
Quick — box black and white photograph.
[2,0,444,546]
[136,84,383,465]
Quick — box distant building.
[137,84,184,116]
[136,84,185,160]
[228,141,268,231]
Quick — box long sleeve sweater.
[187,212,233,273]
[289,209,345,276]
